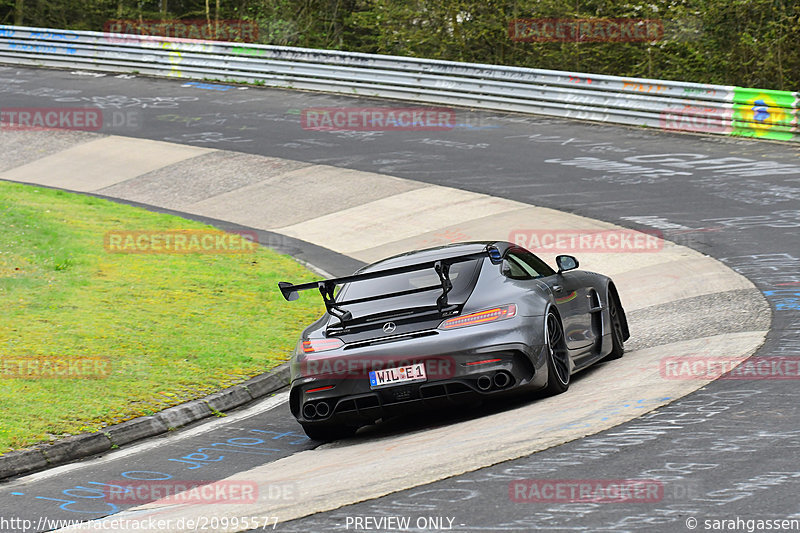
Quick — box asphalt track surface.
[0,66,799,532]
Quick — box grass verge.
[0,180,322,453]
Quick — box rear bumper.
[290,315,550,426]
[290,343,549,426]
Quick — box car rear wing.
[278,245,503,322]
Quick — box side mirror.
[556,255,579,273]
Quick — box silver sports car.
[279,241,630,440]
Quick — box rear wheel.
[604,293,625,361]
[301,422,357,442]
[542,311,570,396]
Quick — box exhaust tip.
[315,401,331,417]
[302,403,317,419]
[493,372,511,389]
[477,375,492,391]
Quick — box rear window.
[338,258,482,315]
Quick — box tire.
[301,422,357,442]
[604,292,625,361]
[542,311,570,396]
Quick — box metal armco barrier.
[1,24,798,141]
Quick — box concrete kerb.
[0,449,49,481]
[41,432,114,466]
[0,364,290,481]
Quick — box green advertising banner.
[731,87,799,141]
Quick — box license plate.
[369,363,427,389]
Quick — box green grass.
[0,181,323,453]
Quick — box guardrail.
[1,24,798,141]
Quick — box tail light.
[306,385,335,393]
[301,338,344,353]
[466,358,503,366]
[438,304,517,330]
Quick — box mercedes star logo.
[383,322,397,333]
